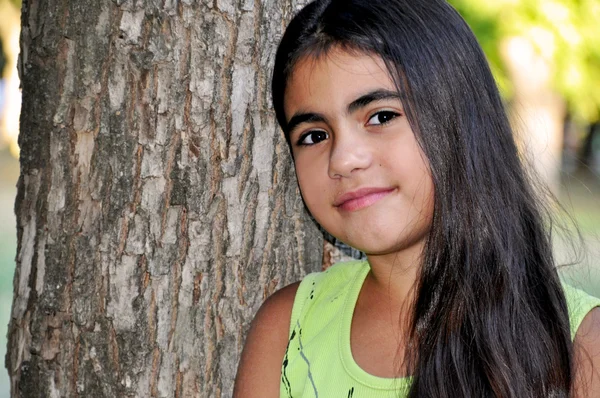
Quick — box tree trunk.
[502,36,565,194]
[7,0,320,397]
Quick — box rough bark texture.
[7,0,320,396]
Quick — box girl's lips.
[334,187,396,212]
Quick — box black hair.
[272,0,574,397]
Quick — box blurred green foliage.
[0,0,20,11]
[450,0,600,123]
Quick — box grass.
[556,168,600,297]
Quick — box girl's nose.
[327,130,373,179]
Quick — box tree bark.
[7,0,320,397]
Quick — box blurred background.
[0,0,599,396]
[1,0,20,396]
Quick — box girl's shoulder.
[562,283,600,340]
[234,260,368,397]
[234,280,301,397]
[565,284,600,396]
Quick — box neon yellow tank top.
[280,260,600,398]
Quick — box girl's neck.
[364,245,423,309]
[351,251,422,377]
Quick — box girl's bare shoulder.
[233,282,300,398]
[574,307,600,397]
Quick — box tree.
[7,0,321,397]
[451,0,600,192]
[453,0,600,124]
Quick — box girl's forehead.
[290,48,390,85]
[283,49,396,115]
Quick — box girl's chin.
[329,232,429,260]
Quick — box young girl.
[234,0,600,396]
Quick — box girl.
[235,0,600,396]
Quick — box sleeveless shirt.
[280,260,600,398]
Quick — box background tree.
[451,0,600,192]
[6,0,321,397]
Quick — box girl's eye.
[367,111,400,126]
[298,130,329,145]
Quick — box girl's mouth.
[334,187,396,212]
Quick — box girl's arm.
[233,282,300,398]
[573,307,600,397]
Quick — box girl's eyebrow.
[286,113,327,135]
[347,89,402,114]
[285,89,402,134]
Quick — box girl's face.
[283,48,435,262]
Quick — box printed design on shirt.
[297,322,319,397]
[281,329,295,398]
[348,387,355,397]
[281,319,320,398]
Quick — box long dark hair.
[272,0,574,397]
